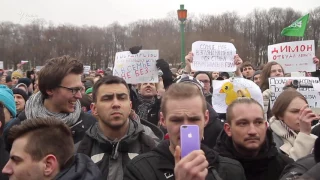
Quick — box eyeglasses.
[199,80,210,84]
[58,86,83,95]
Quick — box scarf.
[136,93,155,121]
[269,116,297,146]
[25,91,81,126]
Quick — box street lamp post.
[177,4,187,68]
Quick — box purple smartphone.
[180,125,200,158]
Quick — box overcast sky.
[1,0,319,27]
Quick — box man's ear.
[42,155,59,177]
[204,110,209,127]
[159,112,166,128]
[46,89,54,96]
[91,103,98,116]
[224,123,232,137]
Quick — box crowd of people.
[0,47,319,180]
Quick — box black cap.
[12,88,28,102]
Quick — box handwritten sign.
[268,77,320,108]
[84,66,91,75]
[212,78,263,113]
[268,40,315,73]
[113,50,159,84]
[191,41,236,72]
[0,61,3,69]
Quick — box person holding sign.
[270,88,318,161]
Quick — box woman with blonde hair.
[270,88,318,161]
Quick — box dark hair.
[0,102,5,135]
[38,55,83,98]
[315,138,320,163]
[79,94,93,112]
[26,70,35,79]
[260,62,284,92]
[240,61,254,72]
[7,117,74,169]
[194,71,212,88]
[161,83,206,117]
[272,88,307,120]
[92,76,129,102]
[226,98,264,124]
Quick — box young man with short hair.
[240,62,255,79]
[4,55,96,147]
[2,117,102,180]
[214,98,293,180]
[124,83,246,180]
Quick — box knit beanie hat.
[18,78,32,87]
[12,88,28,102]
[11,71,23,79]
[15,83,28,93]
[177,75,204,94]
[0,85,16,117]
[86,87,93,94]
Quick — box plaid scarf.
[269,116,297,146]
[136,93,155,121]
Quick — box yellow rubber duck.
[219,82,238,105]
[219,82,251,105]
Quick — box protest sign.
[268,40,315,73]
[212,78,263,113]
[291,72,306,77]
[84,65,91,75]
[268,77,320,108]
[191,41,236,72]
[113,50,159,84]
[35,66,44,72]
[0,61,3,69]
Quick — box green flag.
[281,14,309,37]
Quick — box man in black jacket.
[214,98,293,180]
[124,83,246,180]
[2,117,102,180]
[77,76,161,180]
[4,55,96,150]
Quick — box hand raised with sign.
[184,52,193,73]
[234,54,243,69]
[299,104,319,135]
[174,146,208,180]
[129,46,142,54]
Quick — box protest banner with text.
[268,77,320,108]
[268,40,315,73]
[84,65,91,75]
[113,50,159,84]
[191,41,236,72]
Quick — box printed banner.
[0,61,3,69]
[267,40,315,73]
[212,78,263,113]
[268,77,320,108]
[113,50,159,84]
[191,41,236,72]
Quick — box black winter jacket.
[3,110,96,151]
[280,154,320,180]
[54,153,102,180]
[77,120,157,180]
[214,129,293,180]
[0,137,8,180]
[124,140,247,180]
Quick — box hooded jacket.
[214,129,293,180]
[124,140,246,180]
[77,119,157,180]
[54,153,102,180]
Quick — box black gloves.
[129,46,142,54]
[156,59,173,89]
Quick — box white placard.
[268,77,320,108]
[113,50,159,84]
[291,72,306,77]
[212,78,263,113]
[191,41,236,72]
[0,61,3,69]
[35,66,44,72]
[268,40,315,73]
[84,65,91,75]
